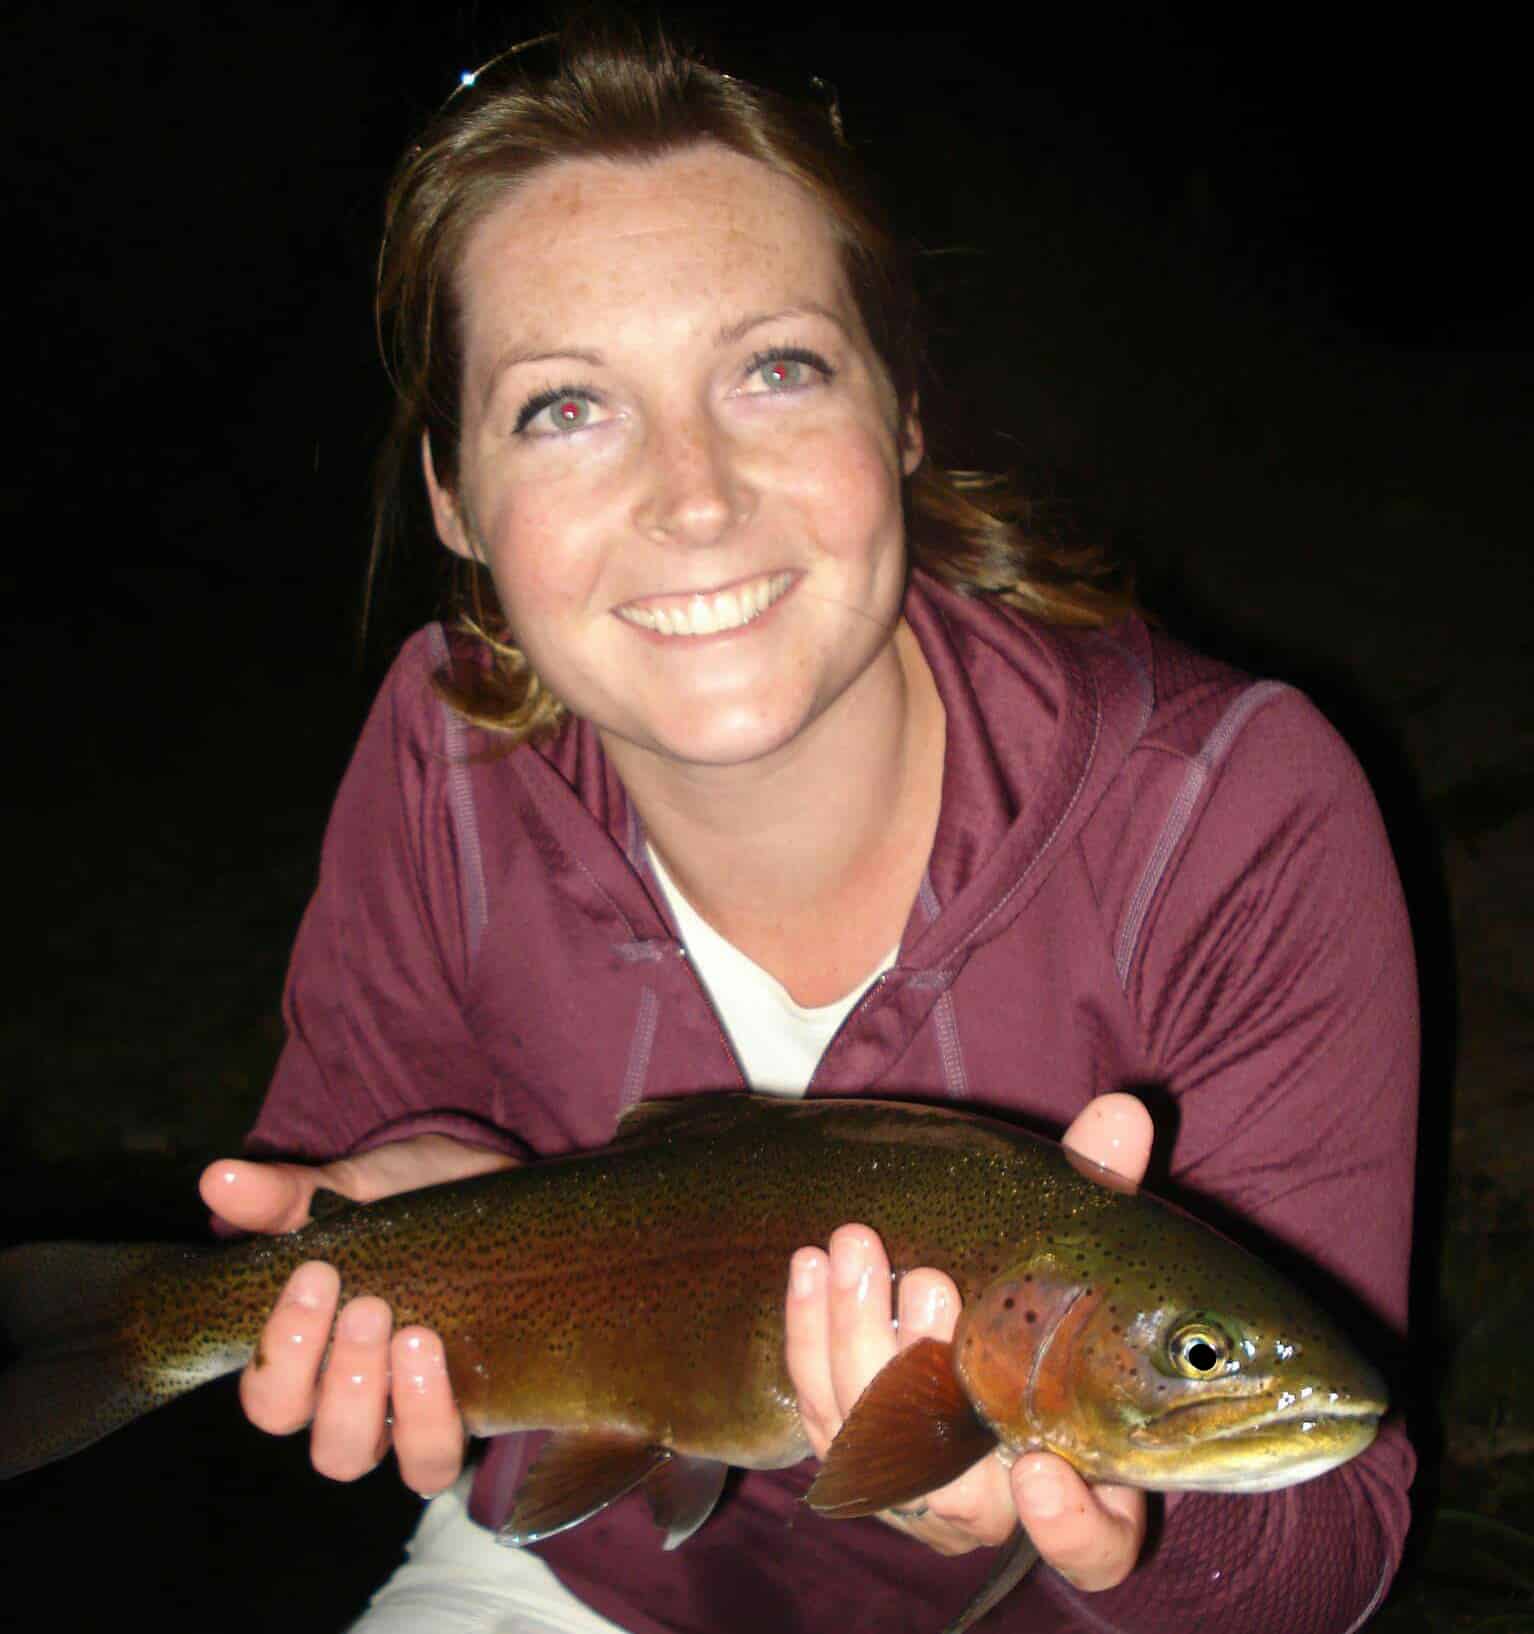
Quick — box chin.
[637,701,815,769]
[656,725,802,769]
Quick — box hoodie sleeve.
[244,628,527,1166]
[1075,683,1418,1634]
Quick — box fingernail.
[832,1237,867,1294]
[401,1339,437,1392]
[790,1254,822,1300]
[283,1262,329,1309]
[400,1331,444,1392]
[913,1281,950,1330]
[1019,1466,1064,1519]
[338,1299,389,1343]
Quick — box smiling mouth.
[615,571,796,638]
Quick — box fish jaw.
[1106,1362,1385,1493]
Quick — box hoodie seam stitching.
[933,988,969,1100]
[619,985,661,1114]
[427,623,490,968]
[1113,680,1292,989]
[1341,1558,1393,1634]
[963,671,1104,948]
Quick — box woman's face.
[426,143,923,775]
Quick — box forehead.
[454,144,854,353]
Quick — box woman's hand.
[199,1135,517,1495]
[784,1093,1153,1589]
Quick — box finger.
[897,1456,1017,1554]
[826,1225,896,1417]
[1061,1094,1153,1186]
[240,1260,339,1434]
[785,1248,838,1457]
[310,1295,394,1482]
[1012,1454,1145,1592]
[895,1268,958,1349]
[200,1158,318,1234]
[390,1327,465,1497]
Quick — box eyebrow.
[713,303,850,346]
[482,304,851,404]
[483,346,605,407]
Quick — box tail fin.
[0,1240,213,1477]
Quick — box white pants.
[347,1473,632,1633]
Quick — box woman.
[200,22,1417,1633]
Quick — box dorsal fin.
[805,1338,998,1517]
[612,1094,767,1145]
[308,1187,356,1223]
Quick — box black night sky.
[2,5,1530,1629]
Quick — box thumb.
[1060,1093,1153,1187]
[199,1157,328,1235]
[1012,1453,1144,1592]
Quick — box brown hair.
[371,17,1134,742]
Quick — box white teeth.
[619,572,793,637]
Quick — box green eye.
[1166,1318,1233,1379]
[759,357,805,389]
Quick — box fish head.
[952,1202,1387,1494]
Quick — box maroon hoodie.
[250,571,1417,1633]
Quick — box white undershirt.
[647,846,898,1095]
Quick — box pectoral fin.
[499,1431,668,1545]
[805,1337,998,1518]
[642,1453,729,1549]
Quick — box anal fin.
[642,1453,729,1549]
[805,1337,998,1518]
[498,1431,668,1546]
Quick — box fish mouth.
[614,571,796,638]
[1129,1389,1384,1447]
[1123,1388,1384,1492]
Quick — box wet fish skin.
[0,1095,1386,1525]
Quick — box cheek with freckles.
[469,495,613,636]
[788,428,907,575]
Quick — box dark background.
[2,4,1529,1627]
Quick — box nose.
[633,409,753,548]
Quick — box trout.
[0,1096,1386,1631]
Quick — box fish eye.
[1166,1318,1233,1379]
